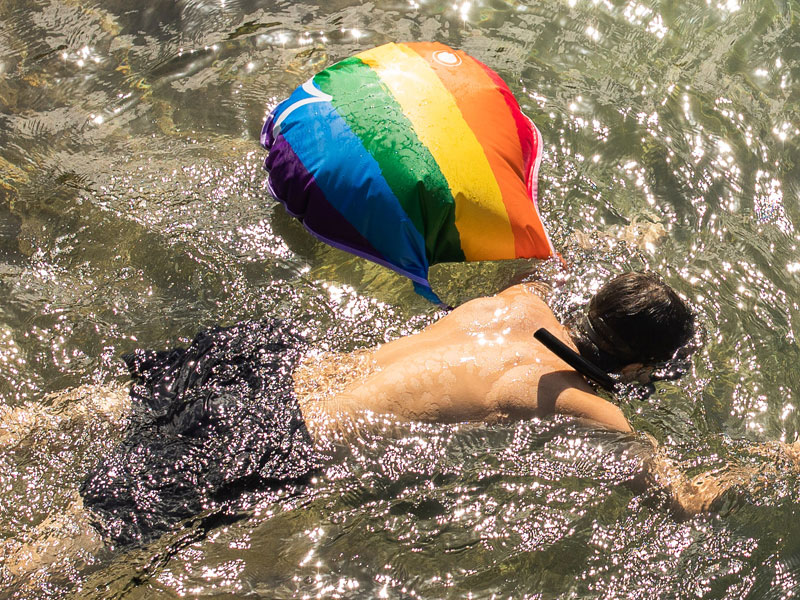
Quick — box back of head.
[577,272,695,371]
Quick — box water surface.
[2,0,800,598]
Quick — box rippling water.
[2,0,800,598]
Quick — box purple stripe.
[261,112,276,149]
[264,135,387,265]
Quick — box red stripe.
[404,42,551,258]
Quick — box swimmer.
[4,271,794,577]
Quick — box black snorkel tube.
[534,328,617,393]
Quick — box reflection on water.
[2,0,800,598]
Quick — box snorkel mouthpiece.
[533,328,617,392]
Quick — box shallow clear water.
[2,0,800,598]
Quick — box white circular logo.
[432,50,462,67]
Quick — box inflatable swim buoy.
[261,41,554,304]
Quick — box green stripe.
[314,57,466,264]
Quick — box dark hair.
[570,272,695,372]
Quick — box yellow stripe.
[356,43,515,260]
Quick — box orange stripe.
[404,42,550,259]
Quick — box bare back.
[294,284,632,438]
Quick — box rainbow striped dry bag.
[261,41,554,304]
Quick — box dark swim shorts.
[80,319,321,548]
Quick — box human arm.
[487,364,749,516]
[630,437,800,519]
[630,439,753,518]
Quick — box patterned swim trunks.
[81,319,320,547]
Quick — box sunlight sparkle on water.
[714,0,741,11]
[3,0,800,597]
[646,14,667,37]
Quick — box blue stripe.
[273,82,430,283]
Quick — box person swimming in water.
[2,271,793,576]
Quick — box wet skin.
[294,283,632,438]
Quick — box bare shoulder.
[451,283,555,325]
[0,384,131,449]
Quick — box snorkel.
[534,328,617,392]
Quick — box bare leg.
[0,383,130,448]
[747,439,800,464]
[1,492,104,580]
[0,384,130,581]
